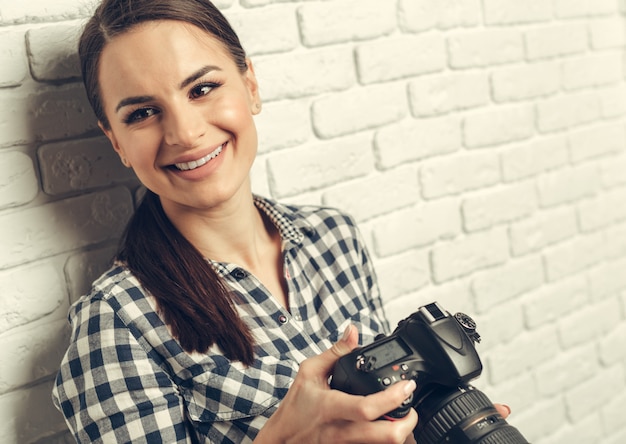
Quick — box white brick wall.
[1,1,626,443]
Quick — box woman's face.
[98,20,260,213]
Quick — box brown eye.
[124,107,159,124]
[190,82,220,99]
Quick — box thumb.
[315,325,360,373]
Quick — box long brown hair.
[80,0,255,364]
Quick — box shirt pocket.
[181,354,298,423]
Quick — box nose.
[163,103,206,148]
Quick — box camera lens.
[413,385,529,444]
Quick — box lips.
[173,143,224,171]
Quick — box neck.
[161,191,275,270]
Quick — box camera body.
[330,301,482,418]
[330,302,529,444]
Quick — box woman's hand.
[256,325,418,444]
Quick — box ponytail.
[117,190,255,365]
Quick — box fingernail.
[342,324,352,341]
[404,380,417,395]
[502,404,511,416]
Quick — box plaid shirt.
[53,196,389,443]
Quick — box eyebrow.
[114,65,222,113]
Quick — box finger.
[494,403,511,419]
[325,408,418,444]
[300,324,359,379]
[332,379,417,422]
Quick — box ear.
[98,121,131,168]
[244,59,261,115]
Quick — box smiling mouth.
[174,143,224,171]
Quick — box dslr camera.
[330,302,529,444]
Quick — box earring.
[254,103,261,112]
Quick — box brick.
[372,198,461,256]
[225,6,298,56]
[254,47,355,101]
[554,0,619,18]
[544,231,605,282]
[374,116,462,169]
[562,53,623,91]
[463,104,534,148]
[38,136,136,196]
[537,412,606,444]
[255,99,311,153]
[0,83,97,147]
[419,280,474,316]
[599,321,626,365]
[491,61,560,103]
[598,85,626,118]
[431,227,509,283]
[322,166,420,222]
[311,84,407,139]
[485,323,559,384]
[471,256,544,312]
[0,261,65,335]
[0,150,38,209]
[510,206,578,256]
[64,246,117,303]
[558,293,622,349]
[523,275,589,329]
[525,24,588,60]
[462,181,537,232]
[569,121,625,164]
[590,17,626,49]
[578,186,626,232]
[375,250,430,302]
[267,134,374,198]
[0,1,92,23]
[500,135,569,183]
[475,299,525,349]
[0,319,69,394]
[0,28,28,87]
[480,371,536,411]
[536,163,602,208]
[601,152,626,188]
[537,91,601,133]
[448,29,524,69]
[250,155,271,198]
[27,22,81,82]
[297,0,395,47]
[356,34,445,85]
[0,187,133,269]
[0,381,68,443]
[408,72,489,117]
[483,0,553,25]
[534,343,598,397]
[601,389,626,434]
[514,397,568,444]
[604,220,626,259]
[397,0,481,33]
[588,257,626,301]
[564,364,624,422]
[420,151,500,199]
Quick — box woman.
[52,1,507,442]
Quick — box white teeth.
[175,144,223,171]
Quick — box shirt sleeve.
[52,295,196,444]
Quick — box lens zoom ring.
[420,389,493,444]
[477,425,529,444]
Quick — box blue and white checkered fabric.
[53,196,389,443]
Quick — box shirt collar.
[252,195,316,245]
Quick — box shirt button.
[233,269,247,280]
[278,314,288,324]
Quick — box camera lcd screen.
[363,338,410,369]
